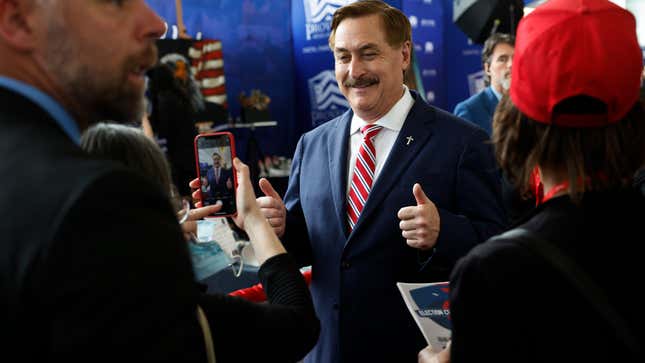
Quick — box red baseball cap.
[510,0,642,127]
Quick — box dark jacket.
[450,189,645,362]
[453,86,499,136]
[0,87,319,362]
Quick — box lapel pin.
[405,136,414,146]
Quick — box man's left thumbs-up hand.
[397,183,440,250]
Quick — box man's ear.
[484,62,491,78]
[0,0,38,51]
[401,40,411,70]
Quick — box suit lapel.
[327,111,352,235]
[484,87,499,118]
[348,91,435,238]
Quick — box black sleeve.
[449,241,526,363]
[198,253,320,363]
[34,169,207,361]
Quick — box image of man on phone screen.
[205,151,233,210]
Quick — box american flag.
[189,40,227,108]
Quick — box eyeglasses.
[228,241,249,277]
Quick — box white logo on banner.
[421,18,436,27]
[308,70,349,126]
[303,0,351,41]
[424,41,434,54]
[409,15,419,28]
[426,91,436,103]
[423,0,433,4]
[422,69,437,77]
[467,70,487,96]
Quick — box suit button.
[341,261,351,269]
[333,303,339,310]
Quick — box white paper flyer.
[397,281,451,350]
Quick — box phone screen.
[195,132,237,217]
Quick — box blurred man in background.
[453,33,514,135]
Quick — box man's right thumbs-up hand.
[257,178,287,238]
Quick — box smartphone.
[194,132,237,217]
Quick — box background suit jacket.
[282,90,507,363]
[453,86,499,135]
[0,88,318,362]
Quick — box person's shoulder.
[420,100,488,139]
[456,88,489,110]
[79,166,172,211]
[461,228,536,267]
[7,152,166,243]
[469,234,523,260]
[301,109,350,139]
[56,162,175,238]
[452,228,536,284]
[62,157,166,207]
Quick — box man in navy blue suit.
[256,1,507,362]
[206,152,233,199]
[205,151,233,212]
[453,33,515,135]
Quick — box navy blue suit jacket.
[206,166,232,198]
[453,86,499,135]
[282,90,507,363]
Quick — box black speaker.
[453,0,524,44]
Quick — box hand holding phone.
[194,132,237,217]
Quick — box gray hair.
[80,123,174,197]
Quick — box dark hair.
[146,63,194,137]
[492,96,645,202]
[80,123,174,197]
[146,62,199,197]
[328,0,411,50]
[482,33,514,86]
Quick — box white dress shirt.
[346,85,415,194]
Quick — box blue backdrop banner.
[146,0,494,158]
[290,0,401,138]
[147,0,297,158]
[402,0,485,114]
[403,0,444,107]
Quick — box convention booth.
[143,0,645,293]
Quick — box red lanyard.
[532,167,569,205]
[540,181,569,204]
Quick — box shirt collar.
[0,76,80,145]
[350,85,414,135]
[490,85,502,101]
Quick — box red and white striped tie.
[347,124,383,230]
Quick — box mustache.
[343,76,379,88]
[125,43,159,73]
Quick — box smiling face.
[33,0,166,126]
[332,14,410,123]
[212,154,222,168]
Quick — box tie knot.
[360,124,383,139]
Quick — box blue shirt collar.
[490,86,502,101]
[0,76,80,145]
